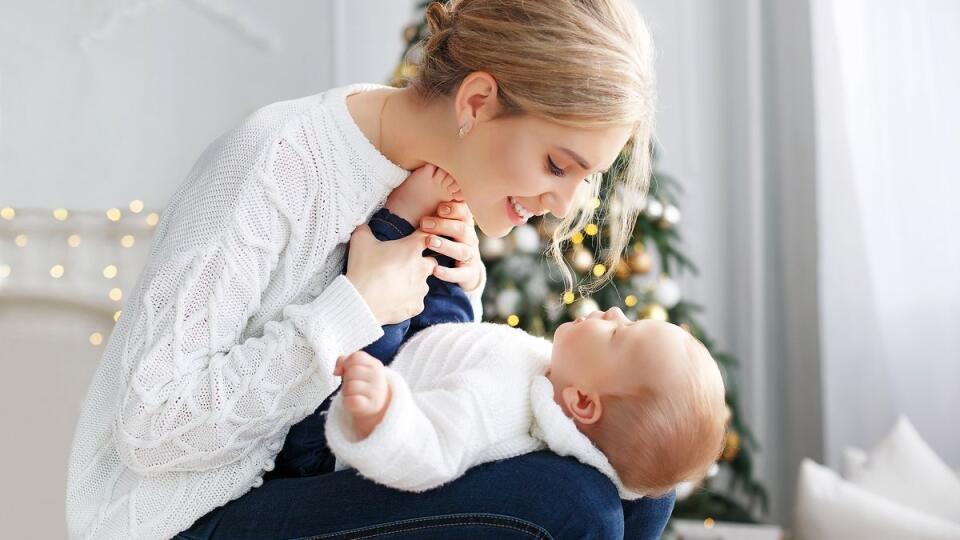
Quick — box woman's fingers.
[424,234,474,262]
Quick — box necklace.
[377,91,390,155]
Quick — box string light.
[585,223,599,236]
[703,518,715,529]
[506,314,520,326]
[625,294,638,307]
[592,263,606,277]
[562,291,575,304]
[571,231,584,245]
[591,197,602,209]
[1,203,157,346]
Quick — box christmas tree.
[386,1,769,523]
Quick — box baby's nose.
[604,306,627,319]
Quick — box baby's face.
[549,307,690,396]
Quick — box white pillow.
[794,458,960,540]
[840,446,868,479]
[844,416,960,524]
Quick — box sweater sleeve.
[112,138,384,476]
[324,366,494,492]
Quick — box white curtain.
[810,0,960,467]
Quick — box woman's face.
[446,75,634,238]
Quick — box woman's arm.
[112,136,384,476]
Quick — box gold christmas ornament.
[572,246,594,273]
[403,24,418,42]
[615,258,632,280]
[722,430,741,461]
[638,303,668,321]
[628,250,652,274]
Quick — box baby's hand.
[333,351,392,439]
[385,163,463,225]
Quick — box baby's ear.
[561,386,603,425]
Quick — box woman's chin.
[475,216,512,239]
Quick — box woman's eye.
[547,157,566,178]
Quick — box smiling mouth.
[507,196,535,224]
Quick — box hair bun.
[425,1,454,35]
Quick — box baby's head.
[547,306,727,497]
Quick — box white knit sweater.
[64,82,485,540]
[324,321,645,501]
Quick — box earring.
[458,122,472,138]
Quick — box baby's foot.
[385,163,462,225]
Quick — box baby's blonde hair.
[404,0,658,296]
[584,330,728,497]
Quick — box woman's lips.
[506,197,528,225]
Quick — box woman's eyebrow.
[558,146,596,171]
[558,146,612,174]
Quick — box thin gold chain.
[377,92,390,155]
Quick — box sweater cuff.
[324,367,413,478]
[286,274,384,370]
[462,263,486,322]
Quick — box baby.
[326,289,728,499]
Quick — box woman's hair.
[405,0,658,296]
[584,331,728,497]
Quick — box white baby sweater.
[324,321,645,501]
[64,82,485,540]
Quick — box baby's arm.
[326,351,492,492]
[385,163,462,227]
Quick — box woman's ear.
[560,386,603,425]
[455,71,500,126]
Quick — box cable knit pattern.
[324,321,645,501]
[65,82,485,540]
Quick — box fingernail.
[422,218,435,229]
[430,236,442,247]
[439,205,450,215]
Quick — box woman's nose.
[542,177,585,219]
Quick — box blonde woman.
[65,1,668,538]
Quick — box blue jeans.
[174,207,676,539]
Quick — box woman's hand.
[345,224,437,325]
[418,201,483,292]
[333,351,391,440]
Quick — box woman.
[65,1,670,538]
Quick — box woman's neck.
[378,87,458,173]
